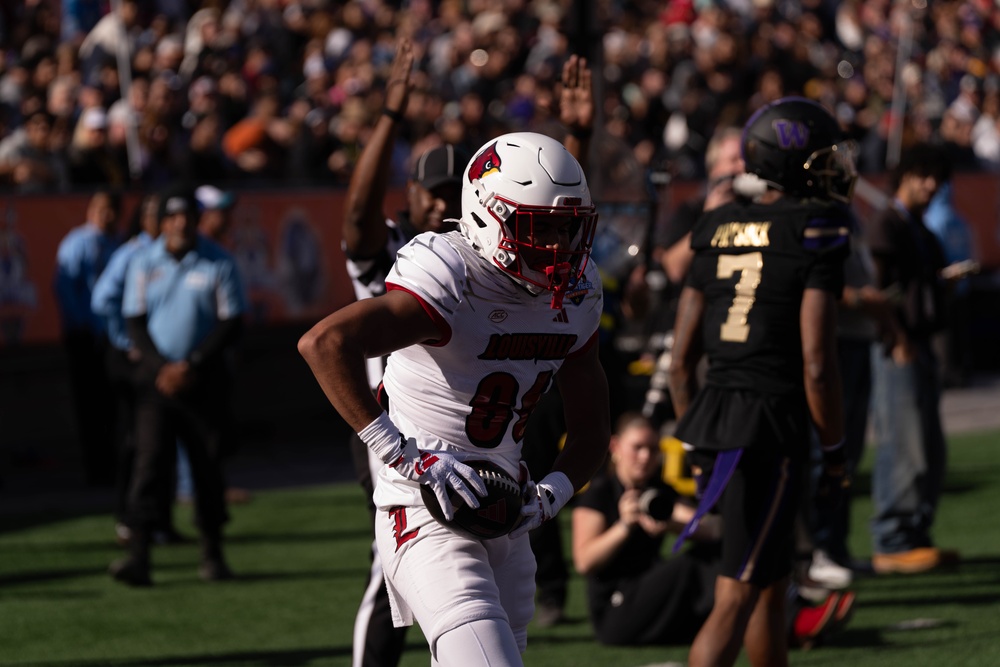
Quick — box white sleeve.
[385,233,465,343]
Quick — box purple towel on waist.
[672,448,743,553]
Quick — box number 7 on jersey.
[717,252,763,343]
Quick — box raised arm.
[342,39,415,258]
[559,55,594,164]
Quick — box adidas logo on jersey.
[552,309,569,323]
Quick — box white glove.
[509,471,575,539]
[358,412,487,521]
[390,447,487,521]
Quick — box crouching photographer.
[572,413,721,645]
[572,413,855,649]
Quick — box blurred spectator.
[867,143,958,575]
[68,106,127,186]
[78,0,139,87]
[0,109,68,191]
[195,183,252,508]
[222,93,286,181]
[54,189,121,486]
[923,181,976,387]
[1,1,999,193]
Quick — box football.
[421,459,523,539]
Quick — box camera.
[638,488,675,522]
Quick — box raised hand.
[559,55,594,134]
[385,38,415,116]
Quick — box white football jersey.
[375,230,603,510]
[344,218,409,389]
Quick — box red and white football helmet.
[459,132,598,308]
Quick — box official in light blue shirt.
[111,187,245,587]
[92,194,162,351]
[93,233,155,351]
[55,191,120,335]
[123,215,246,363]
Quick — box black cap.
[157,185,197,221]
[411,144,467,190]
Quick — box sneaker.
[534,601,564,628]
[831,590,857,631]
[225,487,253,504]
[198,557,235,582]
[152,527,192,545]
[115,522,132,547]
[808,550,853,589]
[791,591,842,649]
[872,547,956,575]
[109,557,152,587]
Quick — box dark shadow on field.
[0,567,111,587]
[0,539,126,554]
[10,646,351,666]
[226,529,371,544]
[801,626,1000,664]
[857,590,999,608]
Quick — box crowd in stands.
[2,0,1000,193]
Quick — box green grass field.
[2,429,999,667]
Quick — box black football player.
[668,97,856,667]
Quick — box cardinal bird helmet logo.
[468,142,502,182]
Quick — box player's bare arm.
[342,38,415,258]
[559,54,593,163]
[667,286,705,419]
[298,289,440,432]
[800,287,844,448]
[551,340,611,491]
[661,231,694,285]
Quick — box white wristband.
[357,412,403,465]
[539,471,575,514]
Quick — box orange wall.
[0,189,404,347]
[2,175,998,348]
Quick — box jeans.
[812,337,872,562]
[176,442,194,500]
[869,339,947,554]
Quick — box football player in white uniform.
[341,40,469,667]
[301,132,611,665]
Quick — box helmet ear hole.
[471,212,488,229]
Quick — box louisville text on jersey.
[710,221,772,248]
[477,333,578,361]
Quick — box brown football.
[421,459,523,539]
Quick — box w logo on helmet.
[772,120,810,150]
[468,142,502,182]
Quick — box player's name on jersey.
[710,222,772,248]
[478,333,579,361]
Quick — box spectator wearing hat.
[68,106,126,186]
[111,184,246,586]
[194,183,253,506]
[196,184,236,243]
